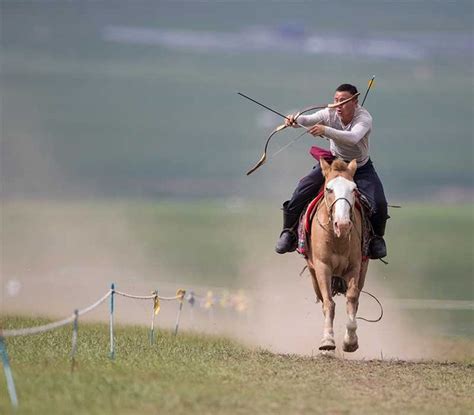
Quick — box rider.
[275,83,388,259]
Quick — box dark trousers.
[285,159,388,235]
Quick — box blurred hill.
[1,0,473,201]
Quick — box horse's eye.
[325,187,333,193]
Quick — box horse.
[305,157,369,353]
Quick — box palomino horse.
[306,157,369,352]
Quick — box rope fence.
[0,283,249,409]
[1,289,112,338]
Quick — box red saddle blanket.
[309,146,334,162]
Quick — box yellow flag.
[176,288,186,302]
[220,290,230,308]
[204,291,214,309]
[153,297,161,315]
[152,291,161,315]
[235,290,248,313]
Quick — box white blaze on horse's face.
[326,176,357,238]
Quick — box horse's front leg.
[343,271,361,353]
[313,260,336,351]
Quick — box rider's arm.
[324,117,371,145]
[295,109,329,127]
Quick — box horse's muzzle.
[334,220,352,238]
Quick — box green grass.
[374,203,474,300]
[1,316,473,415]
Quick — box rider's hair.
[336,84,358,96]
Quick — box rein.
[357,290,384,323]
[316,190,359,239]
[325,195,355,224]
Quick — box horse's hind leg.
[343,274,360,353]
[313,261,336,351]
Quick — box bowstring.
[269,121,326,160]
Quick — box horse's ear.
[347,159,357,177]
[320,157,331,177]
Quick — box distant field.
[1,1,473,199]
[0,316,472,415]
[378,203,473,301]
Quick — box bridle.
[316,185,358,237]
[324,194,355,224]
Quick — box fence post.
[71,309,79,373]
[150,290,158,345]
[174,289,186,336]
[109,283,115,359]
[0,336,19,409]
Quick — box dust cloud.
[2,220,470,364]
[237,256,445,361]
[0,195,470,362]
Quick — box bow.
[245,92,360,175]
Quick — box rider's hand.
[309,123,326,137]
[285,114,297,127]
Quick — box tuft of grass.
[1,316,473,415]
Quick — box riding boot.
[369,218,387,259]
[275,201,300,254]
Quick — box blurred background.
[1,0,472,358]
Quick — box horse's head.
[320,158,358,238]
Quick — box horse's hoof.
[342,341,359,353]
[319,338,336,351]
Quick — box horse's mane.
[331,159,349,172]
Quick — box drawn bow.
[242,92,360,175]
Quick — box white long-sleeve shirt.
[297,104,372,166]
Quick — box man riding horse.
[275,83,388,259]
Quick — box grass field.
[0,316,472,415]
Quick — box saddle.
[296,146,372,259]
